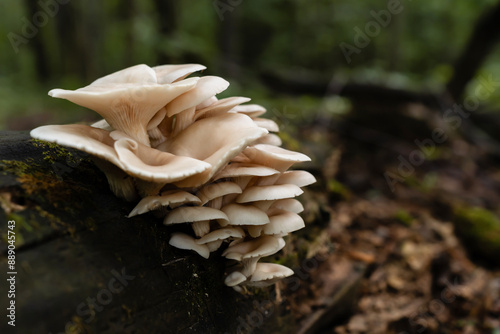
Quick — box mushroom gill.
[30,63,315,290]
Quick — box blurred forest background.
[1,0,500,333]
[1,0,500,129]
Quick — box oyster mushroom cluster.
[30,64,315,289]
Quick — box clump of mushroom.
[30,64,315,289]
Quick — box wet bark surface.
[0,131,289,334]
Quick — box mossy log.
[0,131,288,334]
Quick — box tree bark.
[0,131,281,334]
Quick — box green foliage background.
[0,0,499,129]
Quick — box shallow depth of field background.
[0,0,499,129]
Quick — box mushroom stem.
[207,197,223,210]
[147,127,166,147]
[192,220,210,238]
[134,179,166,197]
[241,257,259,278]
[92,158,138,201]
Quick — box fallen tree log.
[0,131,286,334]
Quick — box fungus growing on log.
[30,64,315,289]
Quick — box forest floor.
[275,101,500,334]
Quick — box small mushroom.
[222,235,285,261]
[128,191,201,217]
[153,63,206,84]
[194,97,251,120]
[220,203,270,227]
[268,199,304,214]
[197,182,242,205]
[164,206,228,224]
[196,226,245,252]
[236,184,303,203]
[252,118,279,132]
[263,210,305,236]
[169,232,210,259]
[246,263,294,287]
[213,163,279,187]
[232,104,267,118]
[224,271,247,287]
[222,236,285,277]
[243,144,311,172]
[254,134,283,146]
[275,170,316,187]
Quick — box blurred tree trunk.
[117,0,135,66]
[55,2,87,80]
[23,0,49,82]
[153,0,176,64]
[80,1,104,80]
[446,0,500,102]
[216,7,239,78]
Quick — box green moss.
[327,179,350,200]
[0,156,91,213]
[453,206,500,265]
[394,209,413,226]
[32,139,86,166]
[278,131,302,152]
[404,172,438,193]
[0,158,37,176]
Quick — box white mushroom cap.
[236,184,303,203]
[196,96,218,110]
[222,235,285,261]
[243,144,311,172]
[164,206,229,225]
[220,203,270,227]
[169,232,210,259]
[232,104,267,118]
[31,124,117,162]
[32,126,211,198]
[252,118,279,132]
[254,134,282,146]
[213,163,279,180]
[194,96,251,120]
[128,191,201,217]
[153,63,206,84]
[247,225,264,238]
[49,78,199,146]
[195,227,245,244]
[164,76,229,117]
[112,134,211,182]
[224,271,247,287]
[197,182,242,205]
[206,239,224,252]
[275,170,316,187]
[263,210,305,236]
[246,263,294,287]
[159,114,268,188]
[90,64,157,85]
[91,119,113,131]
[268,199,304,214]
